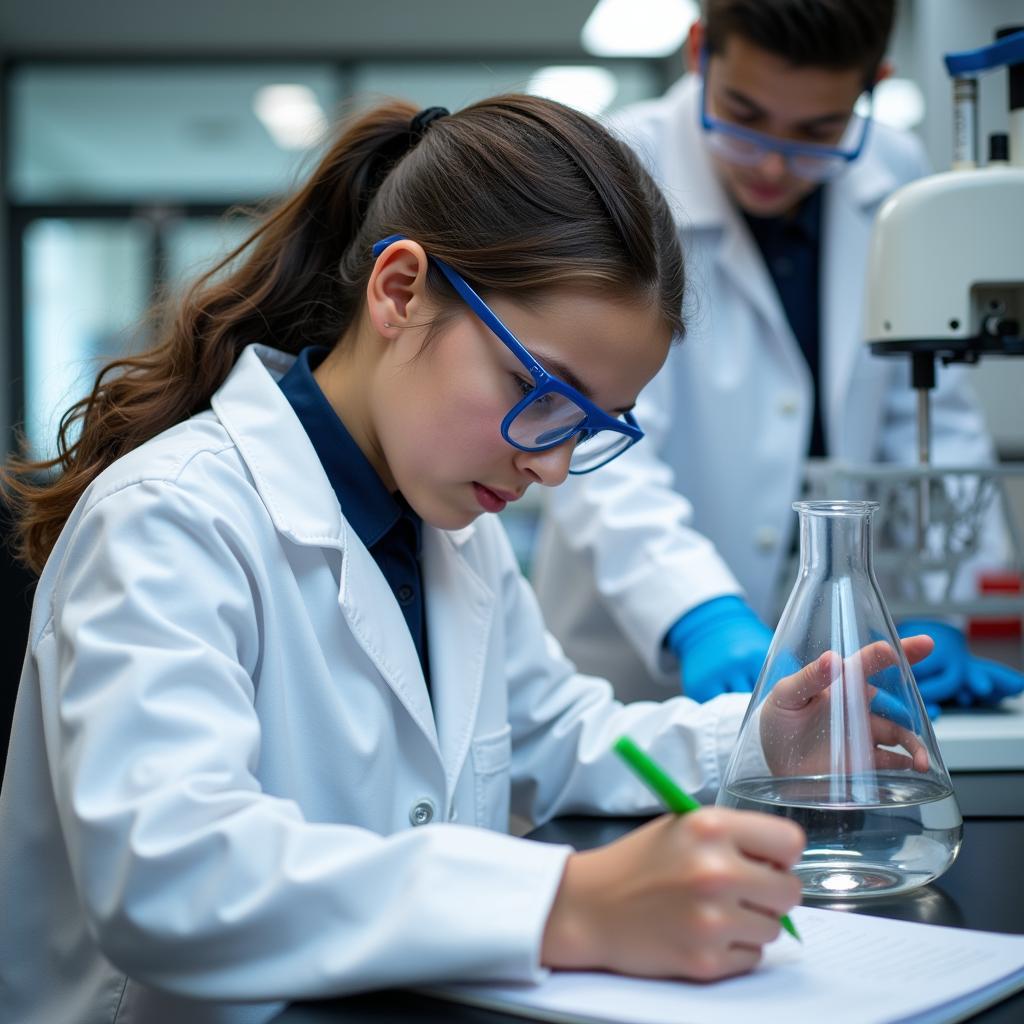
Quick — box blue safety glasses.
[699,50,873,183]
[372,235,644,473]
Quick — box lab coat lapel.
[822,156,900,455]
[714,218,795,352]
[213,345,348,544]
[421,525,494,796]
[336,521,440,756]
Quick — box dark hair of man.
[704,0,896,83]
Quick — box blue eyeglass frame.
[699,47,873,171]
[371,235,644,471]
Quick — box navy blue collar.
[277,346,420,552]
[742,185,823,245]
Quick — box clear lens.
[704,131,766,167]
[506,391,635,472]
[569,430,634,473]
[506,390,587,448]
[704,113,867,182]
[788,152,848,182]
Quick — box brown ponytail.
[4,94,684,574]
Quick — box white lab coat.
[0,344,750,1024]
[532,75,998,701]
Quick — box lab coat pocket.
[471,724,512,831]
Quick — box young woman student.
[0,95,928,1024]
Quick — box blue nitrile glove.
[867,652,930,731]
[666,595,774,703]
[897,619,1024,716]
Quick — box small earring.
[383,321,393,328]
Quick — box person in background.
[0,94,833,1024]
[533,0,1023,715]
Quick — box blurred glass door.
[22,217,154,461]
[163,215,252,295]
[20,211,253,462]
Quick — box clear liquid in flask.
[720,772,963,898]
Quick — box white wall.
[904,0,1022,173]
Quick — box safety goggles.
[372,235,644,473]
[699,50,873,183]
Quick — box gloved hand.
[866,648,931,731]
[666,596,773,703]
[897,619,1024,718]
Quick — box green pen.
[613,735,801,943]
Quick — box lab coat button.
[409,798,436,826]
[778,396,799,416]
[755,526,779,552]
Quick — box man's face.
[703,35,868,217]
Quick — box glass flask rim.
[792,499,879,517]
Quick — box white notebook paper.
[427,906,1024,1024]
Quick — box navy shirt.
[278,347,430,687]
[742,187,826,458]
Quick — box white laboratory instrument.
[857,24,1024,605]
[865,27,1024,483]
[853,28,1024,790]
[796,30,1024,635]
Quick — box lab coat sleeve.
[540,359,744,679]
[497,525,749,826]
[42,478,571,1001]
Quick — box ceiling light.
[865,77,926,131]
[253,84,327,150]
[527,66,619,117]
[581,0,699,58]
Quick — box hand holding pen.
[614,735,802,942]
[540,736,804,980]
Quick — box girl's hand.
[759,635,935,777]
[540,808,804,981]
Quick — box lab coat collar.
[212,343,489,789]
[649,77,793,347]
[212,343,480,550]
[654,75,734,232]
[277,344,408,551]
[212,344,346,548]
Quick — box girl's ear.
[365,239,431,338]
[873,60,893,86]
[686,20,703,75]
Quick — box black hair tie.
[356,107,451,219]
[409,106,450,141]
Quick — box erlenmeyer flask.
[717,500,962,898]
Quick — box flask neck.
[798,510,874,578]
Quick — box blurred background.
[0,0,1022,578]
